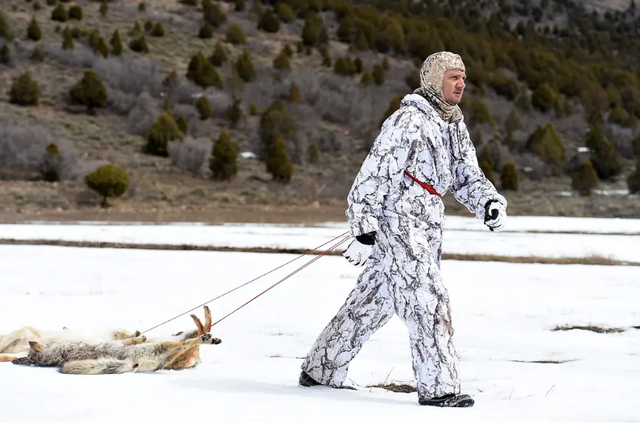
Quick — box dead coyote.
[0,306,221,374]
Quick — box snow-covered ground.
[1,219,639,422]
[2,215,640,262]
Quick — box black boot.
[419,393,475,408]
[299,370,322,387]
[299,370,357,390]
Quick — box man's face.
[442,69,466,104]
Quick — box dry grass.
[442,254,639,267]
[509,359,577,364]
[368,383,416,393]
[0,238,637,267]
[552,325,626,334]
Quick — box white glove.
[484,200,506,232]
[342,234,374,266]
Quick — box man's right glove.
[484,200,506,232]
[342,232,375,266]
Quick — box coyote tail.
[61,358,136,375]
[60,356,169,375]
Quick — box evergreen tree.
[258,9,280,33]
[51,4,68,22]
[571,160,599,196]
[110,30,123,55]
[0,11,15,41]
[28,17,42,41]
[226,24,246,44]
[227,97,243,126]
[94,37,109,57]
[585,123,622,180]
[69,5,83,20]
[129,35,149,53]
[627,156,640,194]
[196,95,213,120]
[372,63,385,85]
[85,164,130,208]
[210,130,238,181]
[273,50,291,70]
[360,69,374,85]
[235,49,256,82]
[10,71,41,106]
[266,137,293,183]
[199,23,213,39]
[175,115,188,135]
[69,70,108,112]
[288,83,300,103]
[526,123,566,166]
[146,112,183,156]
[99,1,109,17]
[203,0,226,27]
[187,51,223,89]
[62,26,74,49]
[209,42,228,67]
[0,43,10,64]
[151,22,165,37]
[500,161,519,191]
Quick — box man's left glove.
[342,232,375,266]
[484,200,506,232]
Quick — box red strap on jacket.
[404,170,442,198]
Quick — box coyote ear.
[28,341,44,353]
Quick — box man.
[298,51,507,407]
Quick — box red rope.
[141,231,350,335]
[210,234,352,327]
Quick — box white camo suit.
[302,53,507,399]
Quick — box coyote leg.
[162,334,212,352]
[0,353,27,362]
[111,329,141,341]
[0,327,41,354]
[119,335,147,346]
[175,306,213,340]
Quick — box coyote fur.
[0,306,221,374]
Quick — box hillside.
[0,0,639,223]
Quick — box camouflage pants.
[302,211,460,399]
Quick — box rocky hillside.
[0,0,639,222]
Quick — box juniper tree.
[500,161,519,191]
[62,26,74,49]
[196,95,213,120]
[258,9,280,33]
[209,42,228,67]
[627,156,640,194]
[110,30,123,55]
[585,123,621,180]
[571,160,598,196]
[226,24,246,44]
[146,112,183,156]
[69,70,107,113]
[85,164,130,208]
[51,4,68,22]
[28,17,42,41]
[209,130,238,181]
[266,137,293,183]
[10,71,41,106]
[235,49,256,82]
[0,11,14,41]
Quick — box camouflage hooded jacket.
[345,93,507,237]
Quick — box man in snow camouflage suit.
[298,51,507,407]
